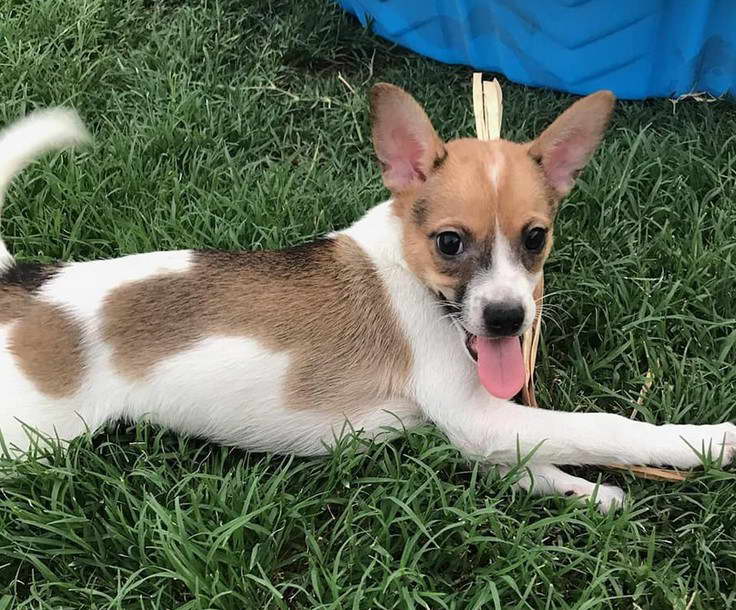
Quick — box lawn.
[1,0,736,608]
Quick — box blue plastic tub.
[336,0,736,100]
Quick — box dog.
[1,85,734,512]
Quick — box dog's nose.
[483,302,525,336]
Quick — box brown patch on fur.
[101,237,412,415]
[1,262,61,324]
[8,302,85,398]
[395,139,554,296]
[0,284,30,324]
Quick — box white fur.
[2,290,419,456]
[121,336,420,455]
[487,149,505,198]
[0,321,88,450]
[463,224,539,336]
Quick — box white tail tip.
[0,107,91,273]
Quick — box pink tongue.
[474,336,526,400]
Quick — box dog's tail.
[0,108,90,272]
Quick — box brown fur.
[101,236,412,414]
[0,262,60,324]
[0,285,30,324]
[8,301,85,398]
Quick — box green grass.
[1,0,736,607]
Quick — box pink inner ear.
[544,131,591,193]
[382,128,427,190]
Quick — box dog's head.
[370,83,614,398]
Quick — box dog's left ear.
[529,90,615,197]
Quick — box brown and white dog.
[1,86,734,511]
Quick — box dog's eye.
[524,228,547,252]
[436,231,464,256]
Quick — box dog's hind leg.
[0,327,90,457]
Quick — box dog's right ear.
[370,83,446,194]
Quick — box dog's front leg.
[497,463,625,513]
[428,390,736,469]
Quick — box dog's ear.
[370,83,446,194]
[529,90,615,197]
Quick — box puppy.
[1,86,733,512]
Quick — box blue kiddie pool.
[336,0,736,99]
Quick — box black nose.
[483,302,525,336]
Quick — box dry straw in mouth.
[471,73,685,482]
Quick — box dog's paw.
[564,482,626,514]
[656,422,736,468]
[503,464,627,514]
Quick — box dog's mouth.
[461,327,526,400]
[438,292,526,400]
